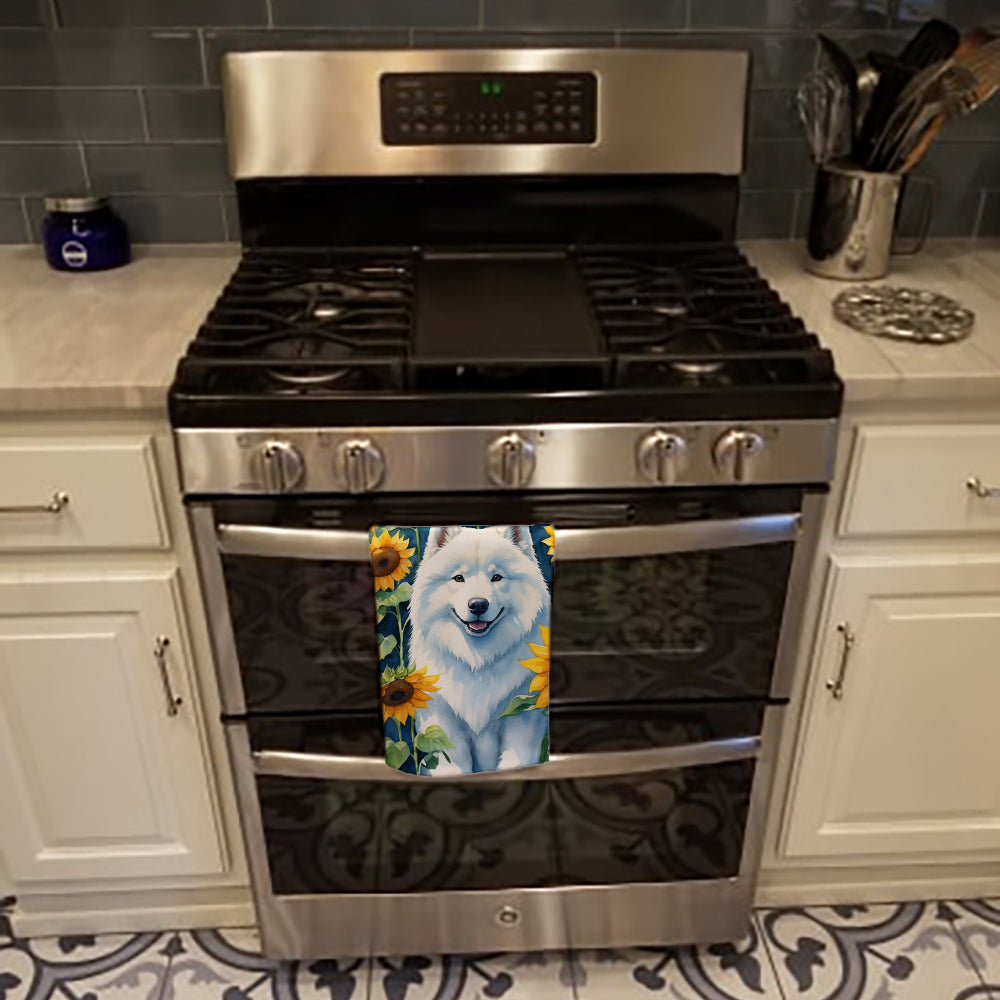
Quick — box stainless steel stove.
[173,47,841,959]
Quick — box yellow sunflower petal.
[535,687,550,709]
[539,625,550,645]
[528,673,548,693]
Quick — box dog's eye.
[491,573,503,582]
[452,574,464,583]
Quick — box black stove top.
[170,243,840,427]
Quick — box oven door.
[225,703,782,958]
[192,488,821,718]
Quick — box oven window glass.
[220,538,793,713]
[257,758,753,896]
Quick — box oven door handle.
[251,735,760,783]
[216,514,799,562]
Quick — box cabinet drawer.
[840,425,1000,537]
[0,437,168,551]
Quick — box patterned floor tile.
[758,901,986,1000]
[949,899,1000,998]
[369,951,575,999]
[187,927,372,1000]
[569,917,783,999]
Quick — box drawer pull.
[153,636,183,717]
[826,622,855,700]
[967,477,1000,500]
[0,491,69,516]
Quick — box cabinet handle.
[967,477,1000,500]
[153,636,183,717]
[0,491,69,515]
[826,622,855,700]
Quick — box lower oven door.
[226,703,782,959]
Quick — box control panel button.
[713,428,766,483]
[254,441,305,494]
[636,430,688,485]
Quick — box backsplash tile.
[272,0,480,28]
[143,88,225,140]
[0,199,29,243]
[0,89,145,141]
[483,0,685,29]
[0,29,203,85]
[0,0,997,241]
[84,143,229,193]
[0,144,86,195]
[54,0,268,28]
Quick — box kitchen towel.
[369,525,554,776]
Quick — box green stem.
[413,527,422,563]
[393,604,405,668]
[410,714,420,772]
[395,718,403,742]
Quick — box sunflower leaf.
[376,603,388,622]
[378,634,398,660]
[540,733,549,762]
[421,753,439,770]
[394,663,412,680]
[497,693,539,719]
[414,725,454,753]
[385,740,411,770]
[380,667,395,686]
[377,582,413,608]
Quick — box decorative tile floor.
[1,901,999,999]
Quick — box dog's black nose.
[467,597,489,616]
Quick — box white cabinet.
[0,569,225,884]
[783,554,1000,861]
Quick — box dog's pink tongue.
[468,620,489,632]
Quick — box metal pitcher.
[805,161,933,280]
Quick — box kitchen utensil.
[805,162,933,280]
[832,285,974,343]
[899,18,960,68]
[854,53,916,168]
[818,34,858,154]
[854,57,880,141]
[796,68,846,162]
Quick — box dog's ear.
[424,525,459,559]
[500,525,536,556]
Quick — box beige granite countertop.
[0,244,238,412]
[0,239,999,414]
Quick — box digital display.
[479,80,504,96]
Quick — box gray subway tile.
[905,186,981,238]
[143,88,225,140]
[84,142,229,193]
[273,0,478,27]
[917,140,1000,192]
[203,28,410,84]
[749,89,800,138]
[944,100,1000,142]
[745,138,814,189]
[0,199,29,242]
[737,190,796,238]
[692,0,889,29]
[619,31,816,89]
[55,0,267,27]
[0,89,144,141]
[0,144,86,195]
[484,0,685,29]
[112,194,227,241]
[980,191,1000,237]
[892,0,1000,28]
[0,29,202,85]
[412,29,616,46]
[1,0,51,26]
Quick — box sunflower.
[519,624,551,710]
[380,666,441,725]
[370,528,415,591]
[542,525,555,560]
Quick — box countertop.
[1,240,999,414]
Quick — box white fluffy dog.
[407,525,550,773]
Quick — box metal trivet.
[832,285,975,344]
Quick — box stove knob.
[486,433,536,489]
[713,428,766,483]
[337,439,386,494]
[637,430,688,485]
[255,440,305,493]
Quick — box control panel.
[380,72,597,145]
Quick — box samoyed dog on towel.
[408,525,549,774]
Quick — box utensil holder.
[805,161,933,280]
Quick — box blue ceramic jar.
[43,195,130,272]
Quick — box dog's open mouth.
[453,607,505,636]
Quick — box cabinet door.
[0,569,225,883]
[783,555,1000,861]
